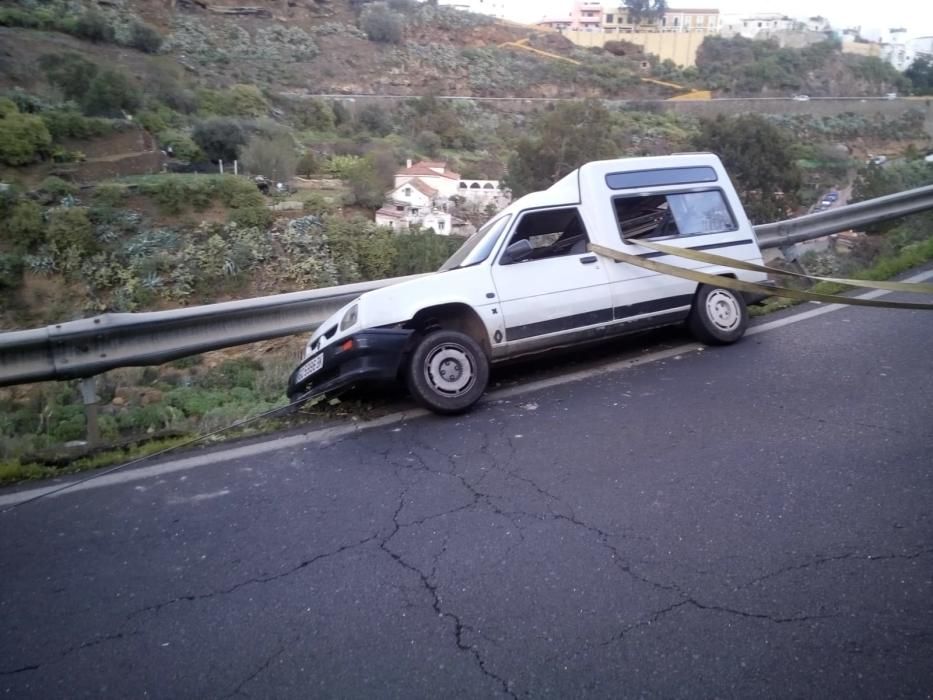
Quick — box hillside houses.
[375,159,510,235]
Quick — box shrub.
[92,184,126,208]
[296,151,319,177]
[136,109,168,134]
[240,134,298,182]
[73,10,115,43]
[39,53,99,104]
[197,85,268,118]
[0,97,18,118]
[229,206,273,229]
[158,130,202,162]
[344,156,390,209]
[192,118,248,162]
[46,207,98,254]
[295,99,335,131]
[356,103,394,136]
[214,176,264,208]
[0,253,23,291]
[360,2,403,43]
[82,70,142,117]
[41,110,113,140]
[128,21,163,53]
[146,178,188,215]
[2,201,45,252]
[0,107,52,165]
[39,176,78,200]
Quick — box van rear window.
[606,167,718,190]
[614,190,737,241]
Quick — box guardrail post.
[78,377,99,447]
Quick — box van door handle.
[579,255,597,264]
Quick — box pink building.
[538,1,603,32]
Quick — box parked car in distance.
[793,95,810,101]
[288,154,772,414]
[885,93,897,100]
[825,191,839,202]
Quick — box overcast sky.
[505,0,933,40]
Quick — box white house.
[394,160,461,198]
[378,159,509,236]
[457,179,505,203]
[720,13,797,39]
[437,0,508,19]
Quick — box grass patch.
[750,236,933,317]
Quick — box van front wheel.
[405,330,489,414]
[688,284,748,345]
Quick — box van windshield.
[439,215,512,271]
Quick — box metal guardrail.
[0,275,424,387]
[2,185,932,389]
[755,184,933,249]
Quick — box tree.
[2,200,45,251]
[345,156,392,209]
[356,103,393,136]
[240,134,299,182]
[82,69,142,116]
[0,104,52,166]
[39,53,99,103]
[624,0,667,26]
[295,99,335,131]
[73,9,115,43]
[46,207,98,255]
[127,21,163,54]
[360,2,403,43]
[905,55,933,95]
[192,118,248,163]
[691,114,802,224]
[503,100,617,198]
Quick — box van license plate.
[298,353,324,383]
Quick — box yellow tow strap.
[588,243,933,311]
[628,237,933,294]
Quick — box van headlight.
[339,304,358,331]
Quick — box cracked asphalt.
[2,299,932,699]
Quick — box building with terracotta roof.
[377,158,510,235]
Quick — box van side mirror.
[503,239,533,263]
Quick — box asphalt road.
[2,294,932,699]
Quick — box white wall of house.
[420,211,453,236]
[388,183,433,209]
[375,212,408,230]
[458,180,503,202]
[394,174,459,197]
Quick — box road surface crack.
[0,664,40,676]
[128,535,379,621]
[742,547,933,588]
[222,643,288,699]
[379,481,517,699]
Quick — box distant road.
[281,91,914,104]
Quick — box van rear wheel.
[688,283,748,345]
[405,330,489,415]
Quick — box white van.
[288,154,769,413]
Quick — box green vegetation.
[695,36,906,96]
[360,2,404,43]
[905,56,933,95]
[0,100,52,166]
[0,3,162,54]
[692,114,802,224]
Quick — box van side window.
[501,207,589,263]
[614,190,737,241]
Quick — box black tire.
[687,283,749,345]
[405,330,489,415]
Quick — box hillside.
[0,0,660,100]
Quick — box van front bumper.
[286,329,414,401]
